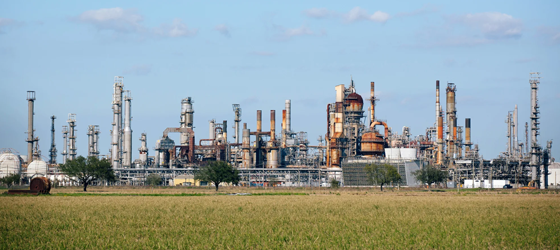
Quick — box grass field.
[1,188,559,249]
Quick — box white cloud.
[344,7,390,23]
[153,18,197,38]
[284,26,314,37]
[75,8,197,38]
[274,25,324,40]
[304,8,332,19]
[214,24,230,37]
[123,64,152,75]
[304,7,390,23]
[449,12,522,39]
[76,7,144,33]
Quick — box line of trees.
[0,173,21,188]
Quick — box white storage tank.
[384,148,400,159]
[0,152,22,178]
[400,148,417,160]
[27,160,48,177]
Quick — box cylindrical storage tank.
[384,148,401,159]
[0,152,22,178]
[26,160,48,177]
[400,148,417,160]
[360,132,385,156]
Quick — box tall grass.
[1,191,558,249]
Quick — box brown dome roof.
[345,93,363,105]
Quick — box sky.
[1,1,559,163]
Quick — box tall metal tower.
[26,91,36,163]
[111,76,124,169]
[123,91,133,167]
[529,72,541,182]
[67,113,77,161]
[49,115,57,164]
[232,104,242,144]
[62,125,68,164]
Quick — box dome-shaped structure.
[0,151,22,178]
[345,93,364,111]
[27,160,48,177]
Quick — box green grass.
[1,189,559,249]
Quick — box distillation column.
[49,115,57,164]
[267,110,278,168]
[529,72,541,182]
[123,91,132,167]
[513,105,518,158]
[233,104,241,144]
[139,133,148,166]
[93,126,100,158]
[446,83,457,159]
[242,123,251,168]
[26,91,36,163]
[180,97,194,145]
[111,77,124,169]
[62,126,68,164]
[67,114,77,161]
[87,125,94,157]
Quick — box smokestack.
[465,118,471,151]
[209,120,215,140]
[436,80,440,123]
[270,110,276,141]
[257,110,262,132]
[223,120,228,142]
[26,91,35,163]
[285,100,291,132]
[370,82,375,125]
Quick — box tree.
[413,165,448,190]
[329,179,340,189]
[59,156,115,192]
[0,173,21,188]
[195,161,240,191]
[365,163,401,191]
[146,174,162,191]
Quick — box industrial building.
[1,73,555,189]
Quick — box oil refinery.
[0,73,556,189]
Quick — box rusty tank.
[360,131,385,156]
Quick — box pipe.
[257,110,262,132]
[370,121,389,140]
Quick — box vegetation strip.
[1,192,310,197]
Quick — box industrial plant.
[0,73,556,189]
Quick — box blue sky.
[1,1,559,162]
